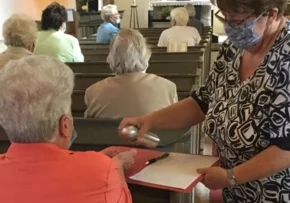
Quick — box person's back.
[96,4,120,43]
[34,30,84,62]
[158,26,201,47]
[0,13,37,69]
[85,73,177,118]
[0,55,134,203]
[0,143,131,203]
[187,16,204,35]
[34,2,84,62]
[97,22,119,43]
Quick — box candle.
[133,0,136,6]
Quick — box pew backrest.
[72,90,190,117]
[74,73,199,92]
[84,51,204,62]
[73,118,191,148]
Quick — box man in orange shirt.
[0,55,135,203]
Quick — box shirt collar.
[4,46,32,55]
[4,143,69,158]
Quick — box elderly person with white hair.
[85,29,178,118]
[0,55,135,203]
[158,7,201,47]
[96,4,120,43]
[0,13,37,69]
[184,4,205,35]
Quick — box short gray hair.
[184,4,196,17]
[170,8,189,26]
[101,4,118,21]
[0,56,74,143]
[107,29,151,75]
[3,13,37,48]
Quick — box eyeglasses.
[224,12,256,27]
[225,11,268,27]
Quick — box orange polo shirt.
[0,143,132,203]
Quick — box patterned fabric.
[192,21,290,202]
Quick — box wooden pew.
[74,73,199,92]
[72,90,190,117]
[81,44,207,54]
[67,60,203,75]
[84,51,204,62]
[80,36,210,44]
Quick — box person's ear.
[59,115,73,140]
[171,19,176,26]
[28,42,35,52]
[266,8,279,25]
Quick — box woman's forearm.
[234,146,290,184]
[149,97,205,130]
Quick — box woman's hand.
[119,115,154,140]
[197,166,229,190]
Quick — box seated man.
[85,29,178,118]
[184,4,204,35]
[0,55,135,203]
[0,13,37,69]
[97,4,120,43]
[158,8,201,47]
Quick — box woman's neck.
[247,17,286,55]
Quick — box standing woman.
[34,2,84,62]
[120,0,290,202]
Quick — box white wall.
[115,0,151,28]
[0,0,76,39]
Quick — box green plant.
[161,6,174,19]
[78,0,87,6]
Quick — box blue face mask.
[224,12,266,49]
[68,129,77,149]
[62,23,67,33]
[115,18,121,24]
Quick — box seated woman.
[0,55,135,203]
[0,13,37,69]
[184,4,204,35]
[85,29,178,118]
[34,3,84,62]
[97,4,120,43]
[158,7,201,47]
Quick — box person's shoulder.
[70,150,112,170]
[86,77,114,94]
[186,26,199,33]
[145,73,176,86]
[62,33,78,42]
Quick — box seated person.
[0,13,37,69]
[0,55,134,203]
[34,3,84,62]
[85,29,178,118]
[97,4,120,43]
[184,4,204,35]
[158,8,201,47]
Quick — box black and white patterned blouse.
[192,21,290,203]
